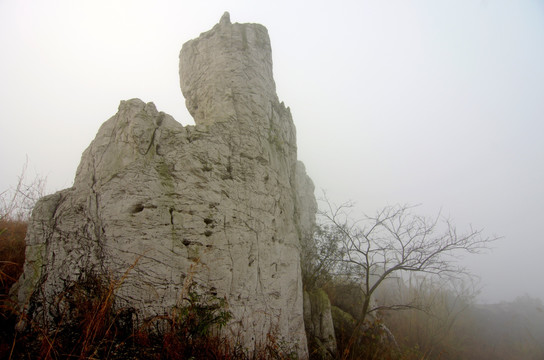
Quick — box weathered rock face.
[14,12,314,358]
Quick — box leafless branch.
[1,157,47,222]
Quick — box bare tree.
[0,157,47,222]
[319,198,497,326]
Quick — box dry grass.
[0,218,27,359]
[0,219,26,297]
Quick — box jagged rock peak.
[179,12,278,127]
[220,11,231,25]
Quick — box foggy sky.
[1,0,543,303]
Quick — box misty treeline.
[301,196,544,359]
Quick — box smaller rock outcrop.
[304,289,337,358]
[330,305,357,351]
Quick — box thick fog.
[1,0,543,303]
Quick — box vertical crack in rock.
[14,12,317,359]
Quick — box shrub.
[159,281,233,359]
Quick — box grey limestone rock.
[14,13,315,358]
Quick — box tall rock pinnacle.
[13,13,315,358]
[180,11,277,128]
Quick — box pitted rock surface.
[14,13,315,358]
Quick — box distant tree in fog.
[318,197,497,325]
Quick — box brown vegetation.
[1,158,44,295]
[0,219,26,297]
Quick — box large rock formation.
[14,12,315,358]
